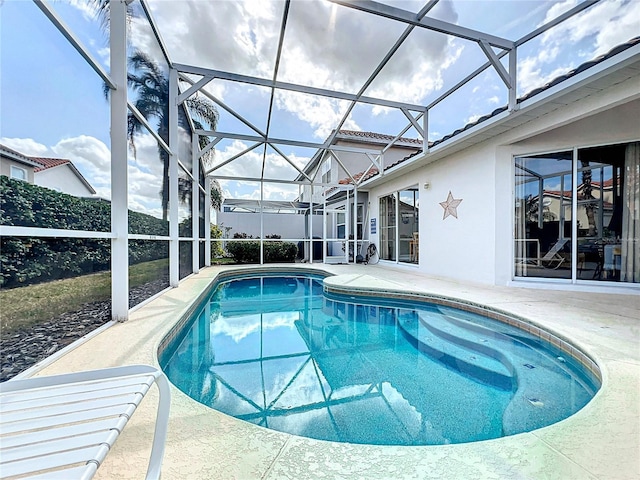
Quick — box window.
[379,187,419,264]
[321,158,332,184]
[514,142,639,284]
[10,165,27,181]
[336,208,346,239]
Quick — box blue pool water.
[160,273,599,446]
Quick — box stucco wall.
[35,166,94,197]
[217,211,323,239]
[366,79,639,287]
[0,159,35,183]
[368,143,497,284]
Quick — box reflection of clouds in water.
[210,311,299,343]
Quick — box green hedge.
[0,176,169,288]
[226,239,298,264]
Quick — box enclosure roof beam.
[33,0,115,90]
[207,142,262,175]
[128,101,172,155]
[140,0,173,68]
[515,0,599,47]
[176,75,214,105]
[328,0,514,50]
[174,64,426,112]
[478,39,512,89]
[195,130,326,149]
[178,73,266,138]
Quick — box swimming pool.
[160,272,600,446]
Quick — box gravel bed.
[0,278,170,382]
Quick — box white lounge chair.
[0,364,170,480]
[540,238,569,269]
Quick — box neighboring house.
[0,144,42,183]
[298,130,422,262]
[0,144,96,198]
[32,156,96,197]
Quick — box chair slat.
[0,444,108,477]
[1,391,144,424]
[0,375,155,404]
[1,383,151,412]
[0,403,137,435]
[0,416,128,449]
[0,429,119,464]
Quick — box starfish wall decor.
[439,191,463,220]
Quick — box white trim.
[0,226,114,238]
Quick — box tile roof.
[336,130,423,145]
[31,157,72,172]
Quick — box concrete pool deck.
[32,264,639,479]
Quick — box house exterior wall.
[366,75,639,289]
[217,211,323,239]
[302,139,419,204]
[0,158,35,183]
[34,165,94,197]
[368,143,497,284]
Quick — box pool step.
[398,311,516,391]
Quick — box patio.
[31,264,640,480]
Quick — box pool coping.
[29,264,640,480]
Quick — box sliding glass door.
[514,142,639,284]
[379,194,396,261]
[379,187,419,264]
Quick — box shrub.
[225,232,298,263]
[210,224,225,259]
[0,176,169,288]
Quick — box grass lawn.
[0,259,169,333]
[211,257,236,265]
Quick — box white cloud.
[144,0,464,140]
[519,0,640,93]
[212,140,310,184]
[1,134,178,218]
[465,113,483,125]
[0,137,49,156]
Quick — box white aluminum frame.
[7,0,615,322]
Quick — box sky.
[1,0,638,219]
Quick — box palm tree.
[125,51,219,220]
[580,161,598,236]
[93,1,221,219]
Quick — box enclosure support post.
[260,181,264,264]
[169,68,179,286]
[110,0,129,322]
[353,187,358,263]
[423,110,429,154]
[205,176,211,267]
[509,48,518,112]
[192,134,200,274]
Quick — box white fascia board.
[65,163,97,195]
[1,150,42,168]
